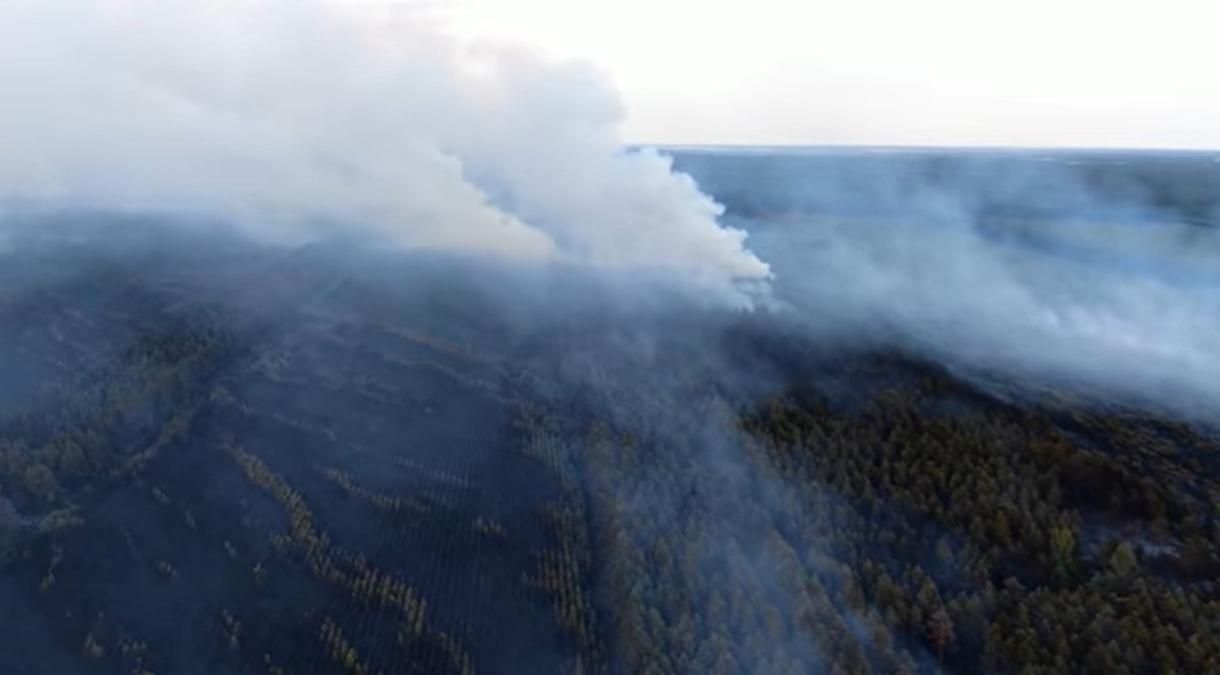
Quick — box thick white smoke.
[747,210,1220,417]
[0,1,769,303]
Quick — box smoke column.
[0,0,769,305]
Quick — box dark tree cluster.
[743,364,1220,674]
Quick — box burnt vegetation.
[0,221,1217,675]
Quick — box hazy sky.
[422,0,1220,148]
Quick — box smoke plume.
[680,149,1220,417]
[0,0,769,304]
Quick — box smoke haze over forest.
[1,3,1219,675]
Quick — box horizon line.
[628,142,1220,155]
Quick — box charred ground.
[0,215,1217,675]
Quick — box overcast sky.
[420,0,1220,148]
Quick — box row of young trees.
[521,418,606,674]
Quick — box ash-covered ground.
[1,150,1219,675]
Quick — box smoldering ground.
[0,213,859,674]
[3,152,1216,674]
